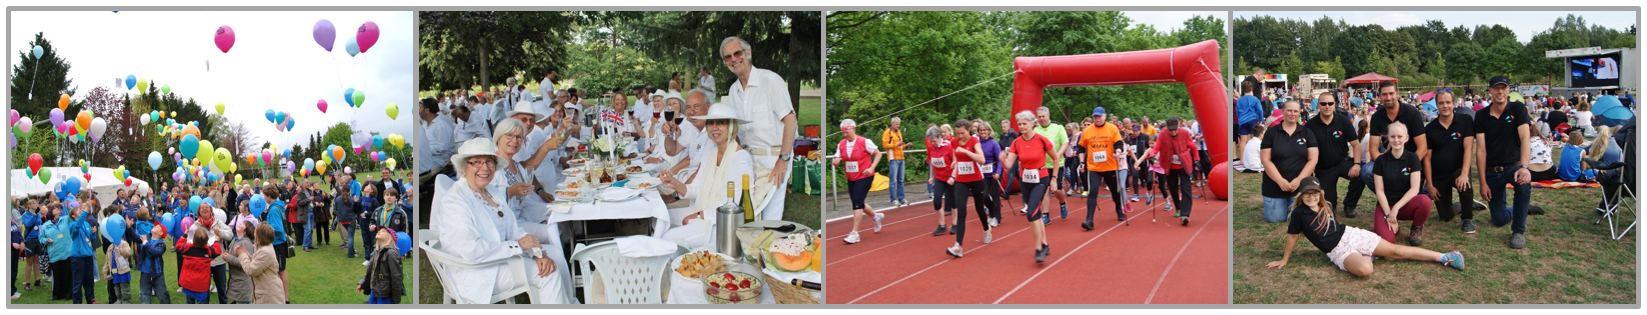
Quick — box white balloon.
[89,117,109,140]
[140,113,150,125]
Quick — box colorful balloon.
[31,45,43,59]
[180,134,200,159]
[37,168,51,185]
[344,88,356,107]
[17,117,32,135]
[385,103,399,119]
[88,117,107,142]
[48,108,64,127]
[352,90,365,107]
[385,158,396,171]
[316,160,328,174]
[317,99,328,113]
[9,109,18,126]
[27,153,42,177]
[126,75,136,90]
[214,25,235,53]
[313,19,337,52]
[161,84,171,94]
[137,78,148,93]
[148,151,163,170]
[345,36,359,57]
[356,21,380,53]
[215,102,225,115]
[59,94,71,111]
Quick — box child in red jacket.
[174,226,221,304]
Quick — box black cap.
[1165,116,1181,130]
[1489,75,1511,88]
[1298,176,1322,194]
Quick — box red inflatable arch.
[1010,39,1230,199]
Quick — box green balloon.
[38,168,51,184]
[162,84,171,94]
[351,90,365,107]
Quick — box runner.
[833,119,885,244]
[944,120,998,257]
[926,125,957,236]
[1266,177,1464,277]
[1033,107,1071,223]
[1001,111,1058,263]
[1077,107,1126,230]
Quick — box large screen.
[1570,52,1623,88]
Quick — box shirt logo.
[1296,138,1305,145]
[1333,131,1342,138]
[1402,167,1410,176]
[1452,132,1460,140]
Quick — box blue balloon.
[32,46,43,59]
[148,151,163,170]
[276,111,287,126]
[103,214,127,246]
[180,134,200,160]
[373,135,384,149]
[126,75,137,90]
[249,194,267,218]
[160,213,178,237]
[265,109,276,123]
[345,88,356,107]
[64,177,82,197]
[187,196,202,216]
[396,232,412,256]
[345,36,360,57]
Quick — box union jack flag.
[600,109,624,124]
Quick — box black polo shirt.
[1370,103,1426,153]
[1305,112,1358,168]
[1287,204,1346,253]
[1424,115,1474,174]
[1373,150,1423,200]
[1473,101,1530,167]
[1260,125,1317,198]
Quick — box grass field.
[800,98,822,131]
[11,227,415,304]
[1232,147,1637,304]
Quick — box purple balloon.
[314,20,336,52]
[49,108,64,126]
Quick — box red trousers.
[1373,194,1433,242]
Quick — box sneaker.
[1019,206,1028,215]
[946,245,963,258]
[983,231,993,244]
[177,288,182,293]
[948,225,957,235]
[988,218,999,228]
[362,260,371,266]
[1117,213,1126,222]
[1462,219,1478,234]
[1131,197,1140,202]
[845,232,861,244]
[1042,214,1051,225]
[1181,217,1190,226]
[210,287,217,293]
[932,225,947,236]
[1123,204,1134,213]
[1042,244,1051,256]
[1060,203,1068,219]
[873,213,885,233]
[1165,203,1173,211]
[1509,233,1527,249]
[1345,208,1358,218]
[23,284,30,291]
[11,292,20,300]
[1529,205,1545,215]
[1440,251,1466,270]
[1408,225,1425,246]
[1034,247,1047,263]
[1081,220,1094,231]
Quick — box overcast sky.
[1236,11,1637,43]
[10,11,414,149]
[1124,11,1226,33]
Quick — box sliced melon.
[772,250,813,272]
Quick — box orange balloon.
[246,155,256,165]
[58,94,70,111]
[331,146,345,162]
[183,125,200,138]
[76,111,92,130]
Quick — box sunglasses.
[721,49,746,62]
[1318,102,1336,106]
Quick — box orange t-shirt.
[1077,122,1123,172]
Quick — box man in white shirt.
[697,66,716,97]
[452,105,491,144]
[419,98,457,175]
[539,69,557,103]
[722,36,797,221]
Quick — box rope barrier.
[824,70,1017,139]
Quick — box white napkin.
[615,235,677,258]
[599,187,643,201]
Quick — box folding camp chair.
[1586,125,1636,240]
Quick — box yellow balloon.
[315,160,328,174]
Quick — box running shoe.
[932,225,946,236]
[948,225,957,235]
[1043,243,1051,256]
[946,245,963,258]
[1060,203,1068,219]
[1117,213,1126,222]
[1042,214,1051,225]
[1181,217,1189,226]
[989,217,999,228]
[1124,204,1134,213]
[1165,202,1173,211]
[1440,251,1465,270]
[983,231,993,244]
[1462,219,1477,234]
[873,213,885,233]
[1018,206,1028,215]
[1131,197,1140,202]
[1034,247,1047,263]
[1081,220,1094,231]
[10,292,19,300]
[1509,232,1527,249]
[844,232,861,244]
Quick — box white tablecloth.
[663,273,777,304]
[546,190,671,237]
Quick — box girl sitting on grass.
[1266,176,1466,277]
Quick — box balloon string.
[28,56,40,99]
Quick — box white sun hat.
[450,138,501,174]
[691,102,750,123]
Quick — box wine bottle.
[740,174,754,223]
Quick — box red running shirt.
[926,137,954,181]
[1009,133,1054,179]
[951,136,984,182]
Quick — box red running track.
[825,188,1228,304]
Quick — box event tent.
[11,167,152,206]
[1343,72,1398,84]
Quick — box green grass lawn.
[799,98,822,130]
[1232,148,1637,304]
[11,227,414,304]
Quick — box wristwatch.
[778,153,793,161]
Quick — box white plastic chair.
[420,232,538,304]
[569,241,686,304]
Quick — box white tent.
[11,167,151,206]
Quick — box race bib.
[1171,155,1183,165]
[982,164,995,174]
[955,162,976,175]
[844,161,860,174]
[930,157,947,168]
[1092,150,1109,163]
[1022,169,1041,183]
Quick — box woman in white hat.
[432,138,575,304]
[659,102,758,251]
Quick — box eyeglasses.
[466,160,498,169]
[502,133,525,142]
[721,49,746,62]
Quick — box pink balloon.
[262,151,273,164]
[355,21,379,53]
[214,25,235,53]
[9,109,18,125]
[353,145,364,156]
[168,147,176,155]
[317,99,328,113]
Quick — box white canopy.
[11,167,152,206]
